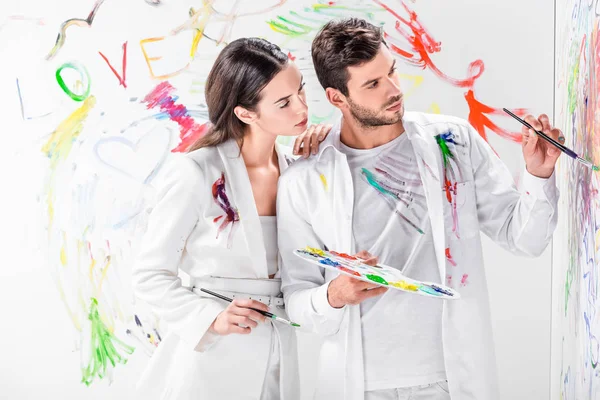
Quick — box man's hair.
[311,18,385,96]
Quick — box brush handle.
[199,287,276,318]
[502,108,576,160]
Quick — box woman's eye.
[280,101,290,108]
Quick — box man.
[277,18,560,400]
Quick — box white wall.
[0,1,554,399]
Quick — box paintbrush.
[503,108,599,171]
[199,288,301,328]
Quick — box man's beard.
[347,96,403,128]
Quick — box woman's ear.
[325,87,348,110]
[234,106,258,125]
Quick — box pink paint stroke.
[143,81,209,152]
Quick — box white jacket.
[277,112,559,400]
[132,139,299,400]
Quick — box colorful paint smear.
[46,0,106,60]
[42,96,96,228]
[267,3,383,39]
[212,172,240,247]
[555,2,600,398]
[374,0,527,145]
[142,81,210,152]
[361,168,424,234]
[435,132,462,238]
[295,248,458,299]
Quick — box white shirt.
[278,112,559,400]
[339,132,446,391]
[260,216,279,277]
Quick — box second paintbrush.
[199,288,301,328]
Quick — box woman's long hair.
[188,38,289,151]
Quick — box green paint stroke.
[310,109,336,124]
[362,168,396,199]
[564,253,575,316]
[268,16,315,37]
[81,298,134,386]
[266,4,383,38]
[56,62,91,102]
[435,133,456,170]
[366,274,388,285]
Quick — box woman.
[132,37,329,400]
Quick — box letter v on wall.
[98,41,128,88]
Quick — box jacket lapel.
[405,122,447,283]
[217,140,268,278]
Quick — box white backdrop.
[0,1,553,399]
[551,0,600,399]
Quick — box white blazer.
[132,139,299,400]
[277,112,559,400]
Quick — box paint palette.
[294,247,461,300]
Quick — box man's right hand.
[327,250,388,309]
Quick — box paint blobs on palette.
[295,247,460,300]
[390,280,420,291]
[320,258,340,267]
[366,274,388,285]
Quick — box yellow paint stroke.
[427,102,441,114]
[89,258,97,279]
[47,187,55,229]
[140,36,191,80]
[188,3,213,57]
[319,174,328,191]
[398,73,424,98]
[305,246,325,257]
[42,96,96,170]
[96,256,111,295]
[57,283,82,331]
[390,280,419,291]
[60,231,68,266]
[42,96,95,228]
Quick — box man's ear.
[325,87,348,110]
[234,106,258,125]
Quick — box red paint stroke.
[436,132,461,237]
[142,81,209,152]
[287,51,296,61]
[446,275,453,286]
[445,247,457,267]
[375,0,527,146]
[465,90,527,143]
[330,251,358,260]
[98,41,128,88]
[460,273,469,287]
[212,172,240,246]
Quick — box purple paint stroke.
[212,172,240,248]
